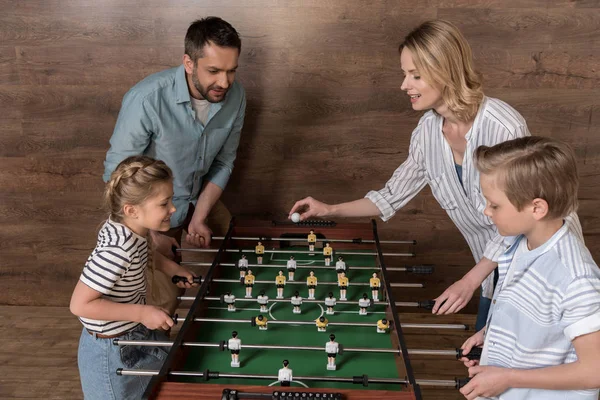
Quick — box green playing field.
[179,246,406,392]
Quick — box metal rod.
[211,278,423,288]
[178,317,467,330]
[182,261,423,272]
[212,236,415,245]
[177,248,414,257]
[112,339,458,357]
[119,369,461,387]
[179,296,427,309]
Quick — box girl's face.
[130,181,176,234]
[400,47,444,112]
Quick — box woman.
[289,20,531,330]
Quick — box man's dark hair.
[185,17,241,62]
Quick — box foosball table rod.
[177,248,415,257]
[181,262,435,274]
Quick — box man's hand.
[433,278,477,314]
[150,231,180,259]
[187,214,212,248]
[460,365,511,400]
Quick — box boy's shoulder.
[552,229,598,280]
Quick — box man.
[103,17,246,313]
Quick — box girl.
[70,156,198,400]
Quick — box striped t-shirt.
[481,223,600,400]
[365,96,531,297]
[79,219,149,335]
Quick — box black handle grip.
[418,300,436,310]
[172,313,179,325]
[406,264,435,274]
[456,347,482,360]
[172,275,202,284]
[455,377,471,389]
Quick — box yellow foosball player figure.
[244,270,255,298]
[370,272,381,301]
[315,316,329,332]
[275,270,286,299]
[323,242,333,266]
[338,271,349,301]
[255,314,268,330]
[306,270,318,299]
[377,318,390,334]
[307,229,317,254]
[255,241,265,264]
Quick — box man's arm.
[103,91,155,181]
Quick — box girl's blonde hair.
[400,20,484,122]
[475,136,579,220]
[104,155,173,222]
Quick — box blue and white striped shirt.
[365,97,531,297]
[481,223,600,400]
[79,219,148,335]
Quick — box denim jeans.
[78,324,169,400]
[475,295,492,332]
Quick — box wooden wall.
[1,0,599,308]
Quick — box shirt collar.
[175,64,191,104]
[465,96,487,141]
[503,222,570,263]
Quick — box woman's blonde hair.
[104,155,173,222]
[475,136,579,220]
[400,20,484,122]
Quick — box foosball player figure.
[224,291,236,312]
[325,334,339,371]
[244,270,255,298]
[315,316,329,332]
[335,256,346,279]
[338,271,349,301]
[377,318,390,334]
[323,242,333,266]
[238,254,248,279]
[370,272,381,301]
[307,229,317,255]
[286,255,297,281]
[255,314,268,330]
[228,331,241,367]
[257,290,269,312]
[291,291,303,314]
[278,360,293,387]
[358,293,371,315]
[275,270,286,299]
[306,270,317,299]
[255,241,265,264]
[324,292,336,315]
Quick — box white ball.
[291,212,301,223]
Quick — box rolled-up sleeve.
[204,90,246,189]
[365,129,427,221]
[103,91,155,182]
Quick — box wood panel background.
[1,1,599,309]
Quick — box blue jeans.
[475,295,492,331]
[78,324,169,400]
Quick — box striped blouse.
[79,219,148,335]
[365,96,530,297]
[481,223,600,399]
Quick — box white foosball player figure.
[370,272,381,301]
[278,360,293,387]
[224,292,236,312]
[286,256,297,281]
[324,292,336,315]
[325,334,339,370]
[306,270,317,299]
[228,331,241,367]
[335,256,346,279]
[290,291,303,314]
[358,293,371,315]
[257,290,269,312]
[238,254,248,279]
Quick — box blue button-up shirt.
[103,65,246,227]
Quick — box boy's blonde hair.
[400,20,484,122]
[475,136,579,220]
[104,155,173,222]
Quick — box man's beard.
[192,66,227,103]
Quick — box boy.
[459,137,600,400]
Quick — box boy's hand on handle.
[141,306,174,331]
[460,365,511,400]
[433,278,476,315]
[288,197,331,221]
[459,328,485,368]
